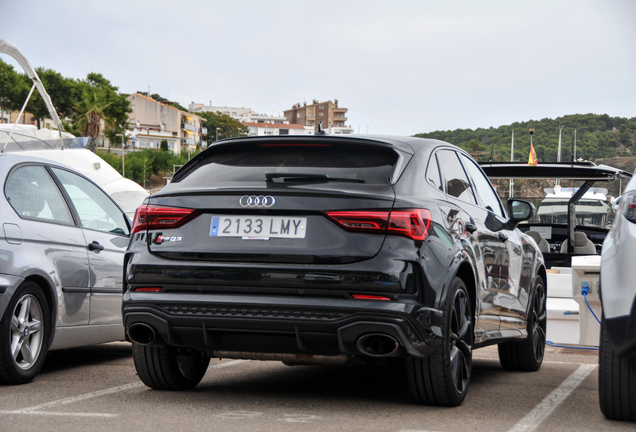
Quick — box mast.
[509,130,514,197]
[556,125,563,186]
[557,126,563,162]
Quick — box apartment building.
[128,93,207,153]
[283,99,354,134]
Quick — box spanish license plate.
[210,216,307,239]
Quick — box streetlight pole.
[116,133,125,178]
[216,127,220,142]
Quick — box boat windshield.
[514,197,614,229]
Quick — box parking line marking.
[0,410,117,418]
[15,382,144,413]
[507,363,596,432]
[1,359,245,418]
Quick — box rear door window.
[176,142,399,186]
[426,154,443,191]
[5,165,73,224]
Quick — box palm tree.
[74,89,114,151]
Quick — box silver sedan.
[0,153,130,384]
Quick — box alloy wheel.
[532,282,547,363]
[10,294,44,370]
[450,288,472,393]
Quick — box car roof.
[0,152,76,170]
[479,161,633,181]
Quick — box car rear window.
[176,142,399,186]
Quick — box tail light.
[621,191,636,224]
[132,205,201,233]
[325,209,431,241]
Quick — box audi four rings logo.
[239,195,275,207]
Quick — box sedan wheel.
[0,281,50,384]
[407,277,473,406]
[599,316,636,421]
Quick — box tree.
[23,67,80,127]
[74,89,114,151]
[160,139,169,151]
[83,73,131,146]
[0,59,28,120]
[197,111,249,144]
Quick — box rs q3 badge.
[156,235,183,244]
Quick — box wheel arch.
[23,274,57,341]
[530,264,548,317]
[454,261,477,319]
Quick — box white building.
[188,103,252,119]
[242,122,313,136]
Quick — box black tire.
[599,316,636,421]
[132,343,210,390]
[407,277,473,406]
[0,281,51,384]
[498,276,546,372]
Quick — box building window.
[280,129,289,135]
[319,112,324,116]
[307,114,312,118]
[319,105,324,109]
[297,113,301,118]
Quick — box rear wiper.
[265,173,365,183]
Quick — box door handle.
[88,241,105,251]
[497,232,508,242]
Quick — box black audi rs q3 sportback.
[123,135,546,406]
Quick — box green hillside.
[414,114,636,162]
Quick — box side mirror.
[507,199,535,228]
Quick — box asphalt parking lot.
[0,342,633,432]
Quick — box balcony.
[182,123,196,132]
[182,138,195,145]
[200,127,208,134]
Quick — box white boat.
[0,39,148,218]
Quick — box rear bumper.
[122,292,442,358]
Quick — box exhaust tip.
[128,323,156,345]
[356,333,400,357]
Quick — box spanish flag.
[528,143,538,166]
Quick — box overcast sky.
[2,0,635,135]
